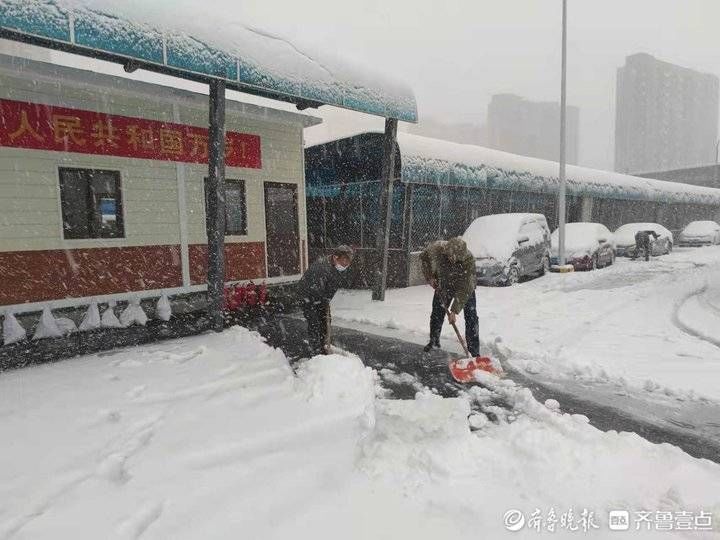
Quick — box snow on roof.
[394,133,720,205]
[0,0,417,122]
[309,131,720,204]
[0,54,322,128]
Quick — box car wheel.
[591,254,598,270]
[609,251,616,266]
[539,256,550,276]
[505,266,520,286]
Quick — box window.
[204,178,247,236]
[59,168,124,239]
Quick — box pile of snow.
[295,353,376,411]
[1,325,720,538]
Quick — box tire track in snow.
[672,284,720,349]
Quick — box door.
[517,220,541,273]
[264,182,300,277]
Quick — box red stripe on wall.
[0,245,183,305]
[189,242,266,285]
[0,98,262,168]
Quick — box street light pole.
[557,0,568,266]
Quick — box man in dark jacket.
[296,245,354,356]
[420,237,479,356]
[634,230,660,261]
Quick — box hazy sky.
[6,0,720,171]
[273,0,720,170]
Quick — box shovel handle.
[443,305,471,357]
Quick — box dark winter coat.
[634,230,659,246]
[420,241,476,314]
[296,256,348,304]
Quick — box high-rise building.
[614,53,719,174]
[486,94,579,165]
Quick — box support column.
[580,196,593,222]
[372,118,398,301]
[206,79,226,332]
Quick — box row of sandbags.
[2,295,172,345]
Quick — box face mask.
[335,263,348,272]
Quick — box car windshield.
[462,213,535,260]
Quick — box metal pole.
[372,118,398,301]
[557,0,568,265]
[206,79,227,332]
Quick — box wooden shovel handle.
[444,306,471,357]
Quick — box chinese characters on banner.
[0,99,261,168]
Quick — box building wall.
[615,53,719,174]
[637,164,720,190]
[486,94,579,165]
[0,57,309,309]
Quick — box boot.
[423,338,440,352]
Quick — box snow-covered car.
[614,223,673,257]
[678,220,720,247]
[550,222,615,270]
[462,213,551,286]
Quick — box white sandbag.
[33,307,63,340]
[101,302,123,329]
[2,312,26,345]
[56,317,78,335]
[120,299,148,327]
[156,295,172,322]
[79,303,101,331]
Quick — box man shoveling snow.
[296,245,354,356]
[420,237,479,356]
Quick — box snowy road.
[331,246,720,452]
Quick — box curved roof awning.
[0,0,418,122]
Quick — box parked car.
[550,222,615,270]
[462,213,551,286]
[614,223,673,257]
[678,220,720,247]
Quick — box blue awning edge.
[0,0,418,122]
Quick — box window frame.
[203,177,248,237]
[58,166,125,240]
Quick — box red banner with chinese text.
[0,99,261,168]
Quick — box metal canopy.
[0,0,418,122]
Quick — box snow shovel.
[444,307,503,383]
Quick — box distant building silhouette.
[614,53,719,174]
[486,94,579,165]
[404,117,486,147]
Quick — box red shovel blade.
[449,356,503,383]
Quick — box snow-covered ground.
[2,325,720,538]
[332,246,720,403]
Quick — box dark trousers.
[302,299,330,356]
[635,239,650,261]
[430,290,479,356]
